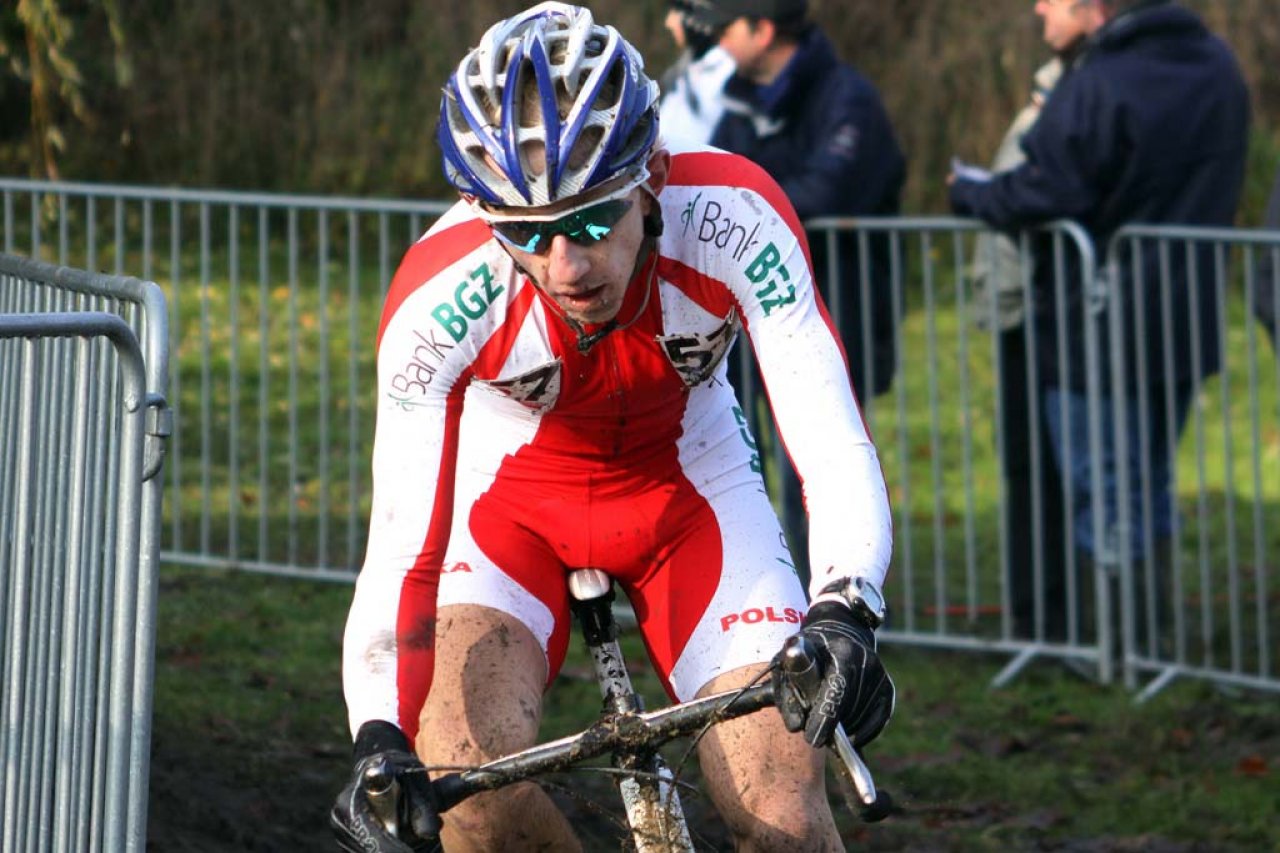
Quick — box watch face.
[853,578,886,622]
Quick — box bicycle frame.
[428,569,889,851]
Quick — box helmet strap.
[643,202,665,238]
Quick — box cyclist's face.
[495,151,671,326]
[1034,0,1104,54]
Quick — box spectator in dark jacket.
[950,0,1249,649]
[701,0,905,401]
[689,0,905,582]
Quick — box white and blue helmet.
[438,2,661,208]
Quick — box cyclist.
[331,4,895,850]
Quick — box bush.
[2,1,1277,218]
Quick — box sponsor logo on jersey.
[680,192,762,263]
[430,263,504,343]
[745,242,797,317]
[657,308,738,387]
[719,605,803,632]
[442,561,474,574]
[731,404,762,474]
[476,360,562,412]
[388,326,458,409]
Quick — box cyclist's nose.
[544,234,592,285]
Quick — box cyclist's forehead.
[480,172,639,222]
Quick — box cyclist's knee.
[699,712,834,846]
[441,782,580,853]
[723,773,839,852]
[418,604,548,760]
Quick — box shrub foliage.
[2,0,1277,214]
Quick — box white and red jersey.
[342,146,892,740]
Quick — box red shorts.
[438,424,807,702]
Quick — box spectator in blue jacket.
[950,0,1250,651]
[689,0,905,582]
[700,0,905,401]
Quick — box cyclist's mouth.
[560,284,606,309]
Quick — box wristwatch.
[812,576,886,630]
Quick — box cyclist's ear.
[644,149,672,197]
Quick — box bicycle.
[364,569,893,851]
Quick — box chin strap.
[573,320,618,354]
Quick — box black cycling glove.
[771,600,896,749]
[330,720,442,853]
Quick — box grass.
[148,565,1280,851]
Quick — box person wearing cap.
[329,4,895,850]
[658,1,736,145]
[689,0,905,584]
[950,0,1249,653]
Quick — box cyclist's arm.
[712,161,892,595]
[747,244,891,595]
[342,216,487,743]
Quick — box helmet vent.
[567,126,603,171]
[592,64,622,112]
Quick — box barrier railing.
[1,178,448,581]
[0,178,1274,703]
[1105,225,1279,699]
[0,254,170,852]
[802,217,1119,681]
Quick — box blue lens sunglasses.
[489,198,635,256]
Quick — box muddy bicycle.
[363,569,893,851]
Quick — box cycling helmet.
[438,2,661,208]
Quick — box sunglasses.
[489,198,635,256]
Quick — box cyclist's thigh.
[632,475,807,702]
[418,603,548,761]
[435,492,574,687]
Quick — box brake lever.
[780,635,894,822]
[362,755,402,837]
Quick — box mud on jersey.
[342,146,892,740]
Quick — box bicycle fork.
[568,569,695,853]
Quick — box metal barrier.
[801,217,1121,682]
[0,255,170,852]
[1104,225,1279,699]
[0,178,1275,702]
[0,178,449,581]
